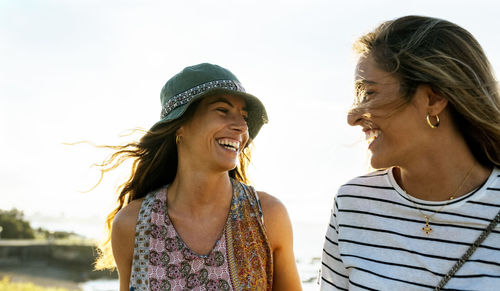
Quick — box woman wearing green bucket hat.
[95,63,302,290]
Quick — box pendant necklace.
[404,162,476,235]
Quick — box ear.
[421,85,448,115]
[176,126,184,137]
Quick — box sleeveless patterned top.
[129,179,273,291]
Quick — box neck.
[392,120,493,201]
[394,155,489,201]
[167,169,233,216]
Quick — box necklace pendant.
[422,216,432,235]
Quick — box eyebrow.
[209,98,248,112]
[355,79,378,86]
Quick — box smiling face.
[176,94,249,173]
[348,55,433,169]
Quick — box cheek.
[242,133,250,148]
[384,117,421,148]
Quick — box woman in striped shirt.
[321,16,500,290]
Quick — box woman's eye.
[216,108,228,113]
[361,91,375,102]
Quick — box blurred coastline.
[0,219,324,290]
[0,239,117,291]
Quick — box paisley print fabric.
[129,179,273,290]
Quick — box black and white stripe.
[321,168,500,290]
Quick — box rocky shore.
[0,240,117,290]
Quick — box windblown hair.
[353,15,500,167]
[94,100,253,270]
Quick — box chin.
[217,161,239,173]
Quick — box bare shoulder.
[257,191,288,219]
[113,199,144,226]
[112,198,144,233]
[257,191,302,290]
[111,198,145,291]
[256,191,293,251]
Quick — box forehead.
[355,55,399,86]
[201,94,247,109]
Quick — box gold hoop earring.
[426,114,440,128]
[175,135,181,144]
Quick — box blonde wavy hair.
[352,15,500,167]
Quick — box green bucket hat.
[152,63,268,139]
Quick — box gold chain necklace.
[403,163,476,235]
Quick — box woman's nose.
[347,108,364,126]
[231,114,248,132]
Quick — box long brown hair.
[94,99,253,270]
[353,15,500,167]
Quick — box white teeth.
[366,130,381,144]
[217,139,240,151]
[223,145,237,152]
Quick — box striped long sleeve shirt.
[321,167,500,291]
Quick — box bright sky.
[2,0,500,249]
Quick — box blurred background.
[1,0,500,290]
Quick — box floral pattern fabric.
[129,179,273,291]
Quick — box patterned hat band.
[160,79,246,119]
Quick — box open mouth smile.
[365,129,381,146]
[217,139,240,152]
